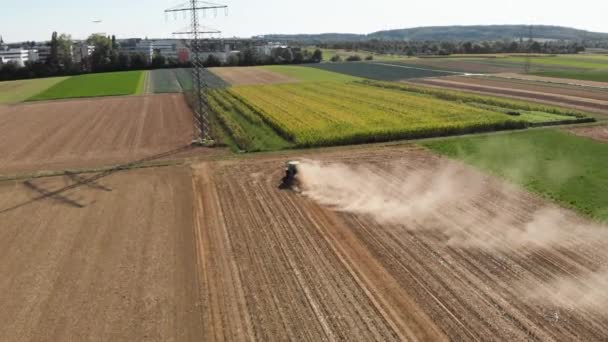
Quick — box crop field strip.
[211,80,591,149]
[209,66,299,86]
[305,62,457,81]
[229,82,524,147]
[0,94,194,174]
[190,146,608,340]
[148,68,228,93]
[28,70,145,101]
[0,77,69,104]
[412,76,608,115]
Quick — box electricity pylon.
[165,1,228,145]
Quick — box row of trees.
[0,32,324,81]
[319,39,586,56]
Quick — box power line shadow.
[0,144,194,215]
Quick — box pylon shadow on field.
[0,144,194,215]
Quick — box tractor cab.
[279,161,300,190]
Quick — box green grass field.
[0,77,69,104]
[28,71,145,101]
[424,129,608,222]
[260,65,361,82]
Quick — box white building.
[73,43,95,63]
[0,48,38,67]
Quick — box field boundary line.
[371,62,469,76]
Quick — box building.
[118,39,186,62]
[0,48,38,67]
[73,43,95,63]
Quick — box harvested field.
[0,94,194,174]
[0,166,203,341]
[307,62,456,81]
[191,145,608,340]
[567,125,608,143]
[386,59,522,74]
[494,73,608,88]
[209,67,298,86]
[412,75,608,115]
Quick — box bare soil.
[411,76,608,115]
[209,67,298,86]
[0,94,196,174]
[190,145,608,341]
[0,166,203,341]
[566,125,608,143]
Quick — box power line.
[165,1,228,145]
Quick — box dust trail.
[296,158,608,314]
[297,159,603,250]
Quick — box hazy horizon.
[1,0,608,43]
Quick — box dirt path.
[0,166,203,341]
[190,146,608,340]
[209,67,298,86]
[0,94,196,174]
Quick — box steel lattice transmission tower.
[165,1,228,145]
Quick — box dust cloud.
[296,158,608,314]
[297,159,600,250]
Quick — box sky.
[2,0,608,43]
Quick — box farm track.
[190,146,608,341]
[0,94,197,174]
[411,77,608,115]
[0,167,204,341]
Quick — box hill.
[262,25,608,42]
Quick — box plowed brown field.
[0,166,203,341]
[209,67,298,85]
[191,146,608,341]
[412,76,608,115]
[0,94,194,174]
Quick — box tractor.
[279,161,300,190]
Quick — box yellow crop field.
[229,82,526,146]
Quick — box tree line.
[318,39,586,56]
[0,32,324,81]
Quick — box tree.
[365,55,374,60]
[281,48,294,64]
[88,34,113,71]
[130,52,148,69]
[330,55,342,62]
[293,51,304,64]
[47,32,59,67]
[57,34,74,70]
[346,55,362,62]
[312,49,323,62]
[204,54,222,67]
[240,48,258,66]
[151,54,166,68]
[117,52,131,70]
[226,54,239,66]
